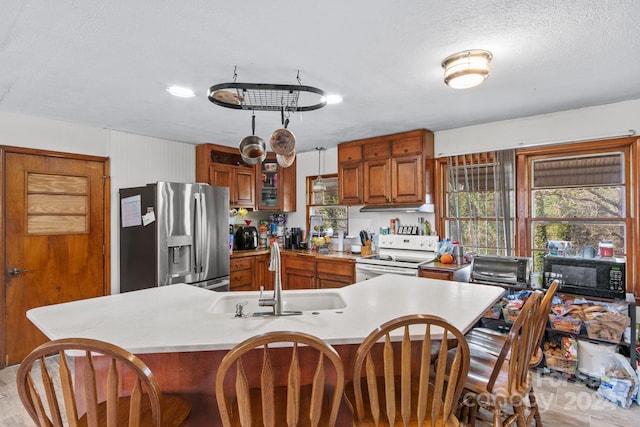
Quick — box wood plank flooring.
[1,361,638,426]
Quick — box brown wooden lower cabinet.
[316,258,356,288]
[419,263,471,282]
[230,257,253,291]
[254,253,273,291]
[282,254,316,289]
[230,253,273,291]
[282,253,356,289]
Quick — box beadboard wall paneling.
[109,130,195,294]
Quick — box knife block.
[360,241,372,256]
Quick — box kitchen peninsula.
[27,275,503,426]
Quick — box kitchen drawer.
[317,260,354,279]
[284,255,316,272]
[391,136,422,156]
[338,144,363,163]
[230,257,252,271]
[363,140,390,160]
[230,269,252,288]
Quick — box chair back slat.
[215,331,344,427]
[28,374,54,427]
[364,354,380,424]
[400,326,411,424]
[128,378,144,427]
[234,359,252,426]
[261,345,276,427]
[383,334,397,426]
[416,325,433,425]
[443,336,463,424]
[36,355,63,427]
[17,338,169,427]
[287,343,301,426]
[351,314,470,426]
[83,350,99,427]
[58,352,78,427]
[531,280,559,364]
[106,358,119,427]
[308,352,324,427]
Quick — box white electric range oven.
[355,234,439,281]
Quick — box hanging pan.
[239,113,266,165]
[276,149,296,168]
[269,107,296,155]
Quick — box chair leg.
[468,402,477,427]
[492,405,504,427]
[529,388,543,426]
[513,403,527,427]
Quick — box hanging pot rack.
[208,82,326,112]
[209,68,326,112]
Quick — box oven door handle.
[356,264,417,276]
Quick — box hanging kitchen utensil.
[269,107,296,155]
[239,113,266,165]
[276,149,296,168]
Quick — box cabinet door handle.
[404,148,408,153]
[347,156,352,160]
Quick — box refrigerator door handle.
[194,192,202,275]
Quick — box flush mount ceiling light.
[312,147,326,191]
[442,49,493,89]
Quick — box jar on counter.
[599,240,614,257]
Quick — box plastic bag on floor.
[597,353,638,408]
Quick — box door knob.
[8,267,29,276]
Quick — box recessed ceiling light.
[323,94,343,105]
[166,85,195,98]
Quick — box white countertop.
[27,274,504,354]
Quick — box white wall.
[435,99,640,157]
[109,131,195,293]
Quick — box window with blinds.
[530,152,626,270]
[445,150,516,256]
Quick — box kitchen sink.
[208,291,347,314]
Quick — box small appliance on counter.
[235,226,258,250]
[542,255,625,299]
[469,255,532,288]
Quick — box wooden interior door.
[2,149,109,366]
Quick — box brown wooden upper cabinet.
[196,144,296,212]
[338,129,434,206]
[255,153,297,212]
[196,143,256,209]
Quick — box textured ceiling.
[1,0,639,153]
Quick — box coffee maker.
[291,227,303,248]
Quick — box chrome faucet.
[255,241,301,316]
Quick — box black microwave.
[542,255,626,299]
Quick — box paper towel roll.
[337,230,344,252]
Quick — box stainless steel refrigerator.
[119,182,230,292]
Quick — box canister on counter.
[599,240,614,257]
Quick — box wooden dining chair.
[455,291,543,427]
[344,314,470,426]
[16,337,191,427]
[215,331,345,427]
[466,280,559,367]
